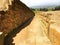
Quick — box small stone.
[0,32,3,35]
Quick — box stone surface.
[0,0,34,45]
[0,0,13,11]
[0,0,34,34]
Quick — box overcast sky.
[20,0,60,7]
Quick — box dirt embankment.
[35,11,60,45]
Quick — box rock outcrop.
[0,0,34,35]
[0,0,34,45]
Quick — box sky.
[20,0,60,7]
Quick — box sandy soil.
[35,11,60,45]
[12,15,52,45]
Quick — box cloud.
[20,0,60,7]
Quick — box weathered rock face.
[0,0,13,11]
[0,0,34,35]
[0,0,34,45]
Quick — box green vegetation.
[31,6,60,11]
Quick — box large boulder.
[0,0,34,45]
[0,0,34,35]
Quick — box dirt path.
[12,15,52,45]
